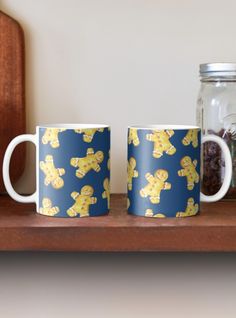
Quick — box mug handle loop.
[201,134,232,202]
[3,134,37,203]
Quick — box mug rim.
[128,124,200,130]
[37,124,109,129]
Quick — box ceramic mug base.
[37,209,110,218]
[128,210,200,218]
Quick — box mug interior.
[128,125,199,130]
[38,124,109,129]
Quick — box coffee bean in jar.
[197,63,236,199]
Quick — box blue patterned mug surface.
[127,125,232,218]
[3,124,110,217]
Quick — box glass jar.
[197,63,236,199]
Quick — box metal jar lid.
[200,63,236,77]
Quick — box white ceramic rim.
[128,125,200,130]
[38,124,109,129]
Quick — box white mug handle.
[2,134,37,203]
[201,134,232,202]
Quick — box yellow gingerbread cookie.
[176,197,199,217]
[39,198,60,216]
[146,130,176,158]
[127,198,130,209]
[140,169,171,204]
[102,178,110,209]
[182,129,198,148]
[70,148,104,178]
[42,128,66,148]
[128,128,140,146]
[67,185,97,217]
[145,209,166,218]
[40,155,65,189]
[178,156,199,190]
[74,128,104,143]
[127,157,138,191]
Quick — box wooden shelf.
[0,194,236,251]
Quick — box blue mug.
[127,125,232,218]
[3,124,110,217]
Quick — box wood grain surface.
[0,11,26,192]
[0,194,236,252]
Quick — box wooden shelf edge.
[0,194,236,252]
